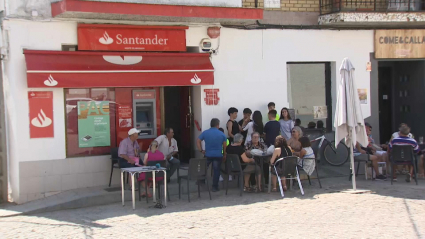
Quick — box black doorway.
[378,66,393,143]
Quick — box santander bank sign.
[78,24,187,52]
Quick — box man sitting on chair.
[353,137,387,181]
[155,128,179,182]
[388,125,420,182]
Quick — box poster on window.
[357,89,368,104]
[78,101,110,147]
[118,105,132,128]
[28,91,54,138]
[313,106,328,119]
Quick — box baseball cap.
[365,122,372,128]
[128,128,140,135]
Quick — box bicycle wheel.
[324,141,349,166]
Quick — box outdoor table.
[121,166,167,210]
[253,154,272,192]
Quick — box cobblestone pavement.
[1,177,424,239]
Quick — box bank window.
[65,88,117,157]
[133,90,157,139]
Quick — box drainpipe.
[255,0,258,8]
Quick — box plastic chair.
[390,145,418,185]
[349,153,370,181]
[273,156,304,198]
[178,158,211,202]
[223,154,244,196]
[298,157,322,188]
[109,148,120,187]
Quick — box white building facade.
[1,0,374,204]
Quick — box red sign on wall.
[78,24,188,52]
[28,91,54,138]
[204,89,220,105]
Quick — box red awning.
[24,50,214,88]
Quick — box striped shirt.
[389,136,419,153]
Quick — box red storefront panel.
[115,88,161,151]
[78,24,187,52]
[24,50,214,88]
[28,91,54,138]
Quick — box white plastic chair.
[273,156,304,198]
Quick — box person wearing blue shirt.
[197,118,227,192]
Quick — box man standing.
[268,102,280,121]
[238,108,252,145]
[154,128,180,181]
[118,128,141,168]
[197,118,227,192]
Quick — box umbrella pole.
[350,145,357,191]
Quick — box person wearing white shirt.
[154,128,179,181]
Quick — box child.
[227,107,243,144]
[298,137,316,176]
[263,110,281,147]
[268,102,280,121]
[219,128,232,182]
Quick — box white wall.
[204,28,374,135]
[3,19,77,202]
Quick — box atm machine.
[132,90,156,139]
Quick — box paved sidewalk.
[0,176,424,238]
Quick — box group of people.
[196,103,318,193]
[116,102,423,197]
[355,123,424,182]
[118,127,180,197]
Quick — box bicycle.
[311,134,349,166]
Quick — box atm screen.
[136,111,149,123]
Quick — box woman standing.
[243,111,264,145]
[279,108,294,140]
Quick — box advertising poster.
[314,106,328,119]
[28,91,54,138]
[358,89,368,104]
[78,101,110,148]
[118,105,132,128]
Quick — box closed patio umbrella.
[334,58,368,191]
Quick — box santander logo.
[103,55,142,65]
[190,74,202,84]
[99,31,114,45]
[31,109,52,128]
[44,75,58,87]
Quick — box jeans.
[119,158,135,168]
[167,158,180,179]
[207,157,223,189]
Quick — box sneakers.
[375,174,387,181]
[406,173,411,183]
[212,187,220,192]
[219,175,233,182]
